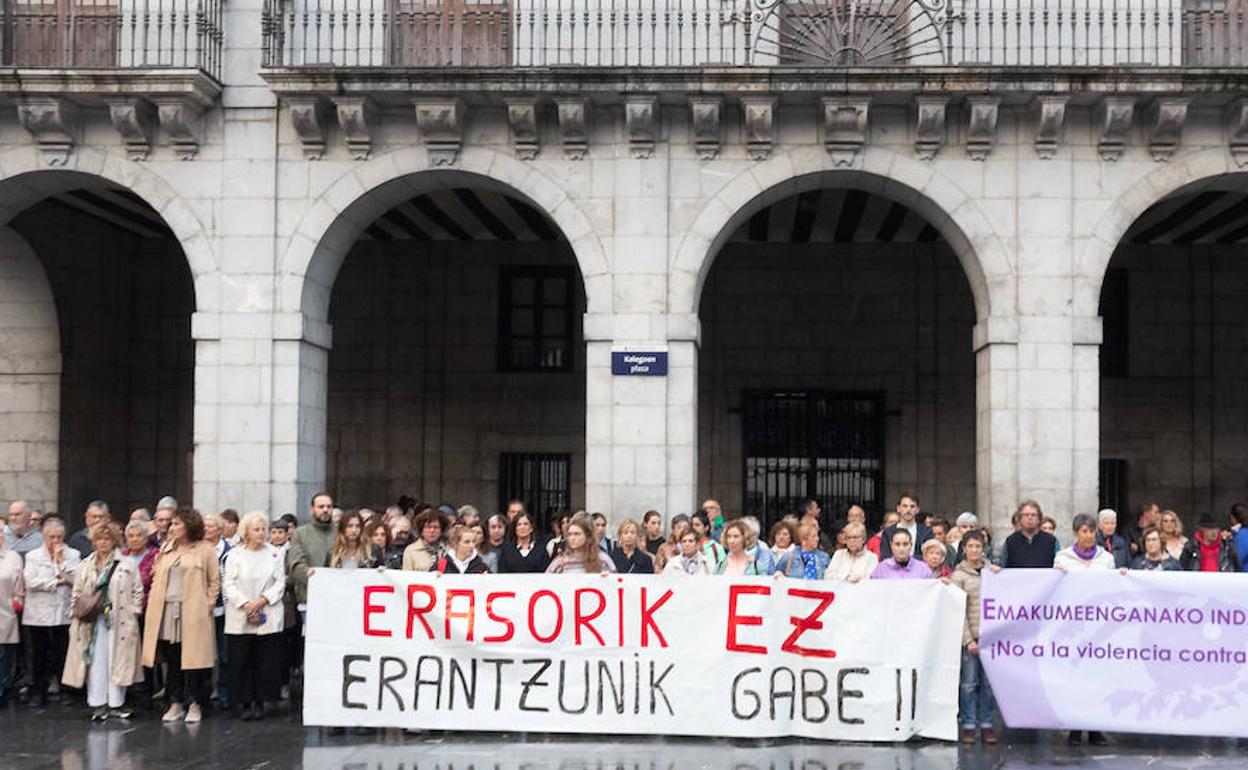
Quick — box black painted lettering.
[597,660,625,715]
[731,667,762,720]
[769,667,795,721]
[483,658,513,711]
[377,656,407,711]
[413,655,444,710]
[800,669,829,723]
[448,658,477,709]
[557,660,590,714]
[648,661,674,716]
[341,654,369,710]
[837,667,868,725]
[519,658,552,712]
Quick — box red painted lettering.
[445,589,476,641]
[639,587,673,648]
[363,585,393,637]
[725,584,770,654]
[527,589,563,643]
[406,584,436,639]
[781,588,837,659]
[574,588,607,646]
[483,591,516,643]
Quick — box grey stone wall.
[698,241,977,521]
[1101,244,1248,525]
[326,239,586,513]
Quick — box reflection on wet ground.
[1,703,1243,769]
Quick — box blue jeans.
[959,648,996,728]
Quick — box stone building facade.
[0,0,1246,540]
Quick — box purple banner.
[979,569,1248,737]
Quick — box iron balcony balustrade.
[0,0,224,78]
[260,0,1248,68]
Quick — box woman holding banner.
[546,515,616,574]
[329,512,383,569]
[1129,528,1181,571]
[715,521,766,576]
[402,509,449,571]
[662,529,713,575]
[434,527,490,574]
[1053,513,1111,746]
[498,512,550,573]
[950,531,998,745]
[825,522,877,582]
[775,520,831,579]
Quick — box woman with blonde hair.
[142,509,219,723]
[609,520,654,574]
[222,512,286,720]
[62,522,145,721]
[716,520,765,576]
[546,514,616,574]
[825,522,878,582]
[663,529,713,575]
[1158,510,1187,561]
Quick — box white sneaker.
[162,704,185,722]
[184,703,202,723]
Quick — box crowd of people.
[1,492,1246,746]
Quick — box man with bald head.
[4,501,43,557]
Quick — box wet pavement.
[0,699,1243,769]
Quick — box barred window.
[498,266,574,372]
[499,453,571,526]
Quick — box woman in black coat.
[497,512,550,573]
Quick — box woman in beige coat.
[0,524,25,708]
[62,522,145,721]
[141,509,219,724]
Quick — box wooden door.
[389,0,510,65]
[4,0,119,66]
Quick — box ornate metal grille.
[742,390,883,529]
[499,452,571,527]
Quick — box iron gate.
[499,452,571,530]
[742,390,883,528]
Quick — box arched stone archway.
[279,151,604,516]
[670,148,1013,322]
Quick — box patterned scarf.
[83,552,118,666]
[799,549,819,580]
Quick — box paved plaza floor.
[0,700,1243,770]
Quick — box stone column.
[0,227,60,511]
[974,318,1019,543]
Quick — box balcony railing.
[1,0,225,78]
[260,0,1247,68]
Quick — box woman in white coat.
[0,524,25,708]
[221,511,286,720]
[22,517,80,707]
[61,522,145,721]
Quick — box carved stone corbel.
[965,96,999,161]
[821,97,870,167]
[1229,99,1248,168]
[106,97,158,161]
[625,96,658,159]
[689,95,722,161]
[914,96,946,161]
[413,97,465,166]
[505,97,541,160]
[741,96,777,161]
[287,96,331,161]
[1033,95,1068,159]
[1097,96,1136,162]
[334,96,377,161]
[555,97,590,160]
[17,97,79,166]
[1147,97,1189,162]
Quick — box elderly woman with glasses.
[824,522,877,582]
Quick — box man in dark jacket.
[1002,500,1058,568]
[1122,501,1159,557]
[1179,513,1241,573]
[67,501,109,557]
[879,492,933,560]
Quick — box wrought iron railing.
[260,0,1246,67]
[0,0,224,78]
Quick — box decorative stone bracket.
[689,96,723,160]
[741,96,777,161]
[1147,97,1189,162]
[821,97,870,166]
[17,97,79,166]
[107,97,158,161]
[153,96,205,160]
[288,96,332,160]
[914,97,946,160]
[505,97,541,160]
[555,97,590,160]
[1097,96,1136,161]
[335,96,378,161]
[1230,99,1248,169]
[965,96,999,160]
[1033,95,1068,159]
[624,96,658,159]
[413,97,465,166]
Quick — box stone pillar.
[271,332,328,517]
[665,319,699,516]
[0,227,60,511]
[974,319,1018,543]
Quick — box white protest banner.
[980,569,1248,736]
[303,570,965,740]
